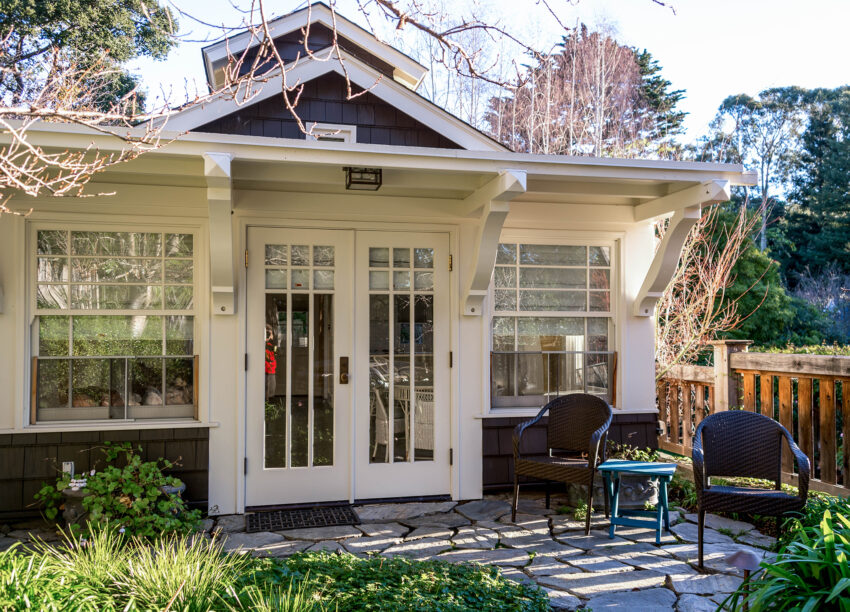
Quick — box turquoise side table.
[598,459,677,544]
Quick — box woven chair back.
[699,410,784,481]
[545,394,612,453]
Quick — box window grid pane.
[491,242,613,408]
[34,230,196,422]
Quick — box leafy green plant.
[779,494,850,547]
[606,441,659,462]
[34,442,201,537]
[724,509,850,611]
[572,502,588,521]
[267,551,549,611]
[0,526,546,611]
[667,473,698,511]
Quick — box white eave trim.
[164,48,506,152]
[6,121,758,190]
[202,2,427,91]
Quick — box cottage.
[0,4,755,517]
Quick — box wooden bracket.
[462,170,526,316]
[633,205,701,317]
[204,152,235,315]
[632,180,732,318]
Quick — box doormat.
[246,505,360,533]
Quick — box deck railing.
[657,340,850,497]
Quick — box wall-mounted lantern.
[344,167,382,191]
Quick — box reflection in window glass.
[313,294,334,466]
[290,293,309,467]
[265,294,287,468]
[33,230,196,422]
[369,294,390,464]
[414,295,434,461]
[491,241,613,408]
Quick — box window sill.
[3,420,220,434]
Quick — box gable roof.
[201,2,427,91]
[164,48,507,152]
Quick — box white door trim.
[236,216,461,511]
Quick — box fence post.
[709,339,751,412]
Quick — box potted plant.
[35,442,200,537]
[566,442,661,510]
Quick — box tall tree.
[484,24,685,157]
[0,0,176,107]
[697,88,806,250]
[779,87,850,283]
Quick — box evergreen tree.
[779,87,850,284]
[0,0,176,109]
[635,49,686,157]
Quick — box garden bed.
[0,528,548,611]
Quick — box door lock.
[339,356,349,384]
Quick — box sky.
[129,0,850,143]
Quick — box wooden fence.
[657,340,850,497]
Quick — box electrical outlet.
[62,461,74,476]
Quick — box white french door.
[245,228,353,506]
[245,227,451,506]
[353,232,451,499]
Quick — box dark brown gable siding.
[195,72,462,149]
[238,23,397,82]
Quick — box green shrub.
[0,526,547,611]
[606,441,659,462]
[265,551,548,611]
[779,494,850,547]
[34,442,201,537]
[667,473,698,511]
[725,508,850,611]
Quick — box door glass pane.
[266,269,287,289]
[393,295,410,462]
[265,294,287,468]
[291,269,309,289]
[369,295,390,464]
[393,248,410,268]
[369,271,388,290]
[393,271,410,290]
[313,294,334,466]
[265,244,288,265]
[291,294,309,467]
[291,245,310,266]
[414,295,434,461]
[414,248,433,268]
[369,247,389,267]
[313,246,335,267]
[314,270,334,290]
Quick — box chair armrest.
[586,408,613,468]
[692,422,706,495]
[513,404,549,460]
[782,429,810,500]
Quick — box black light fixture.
[344,167,382,191]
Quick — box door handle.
[339,356,349,384]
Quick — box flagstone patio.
[0,492,777,611]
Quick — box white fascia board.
[8,120,756,188]
[163,49,506,152]
[202,3,426,91]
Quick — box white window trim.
[25,220,207,428]
[305,123,357,144]
[483,230,622,416]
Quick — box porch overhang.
[6,123,757,319]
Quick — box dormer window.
[307,123,357,144]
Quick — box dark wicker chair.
[512,394,613,535]
[693,410,810,567]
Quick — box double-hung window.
[32,229,197,423]
[490,241,615,409]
